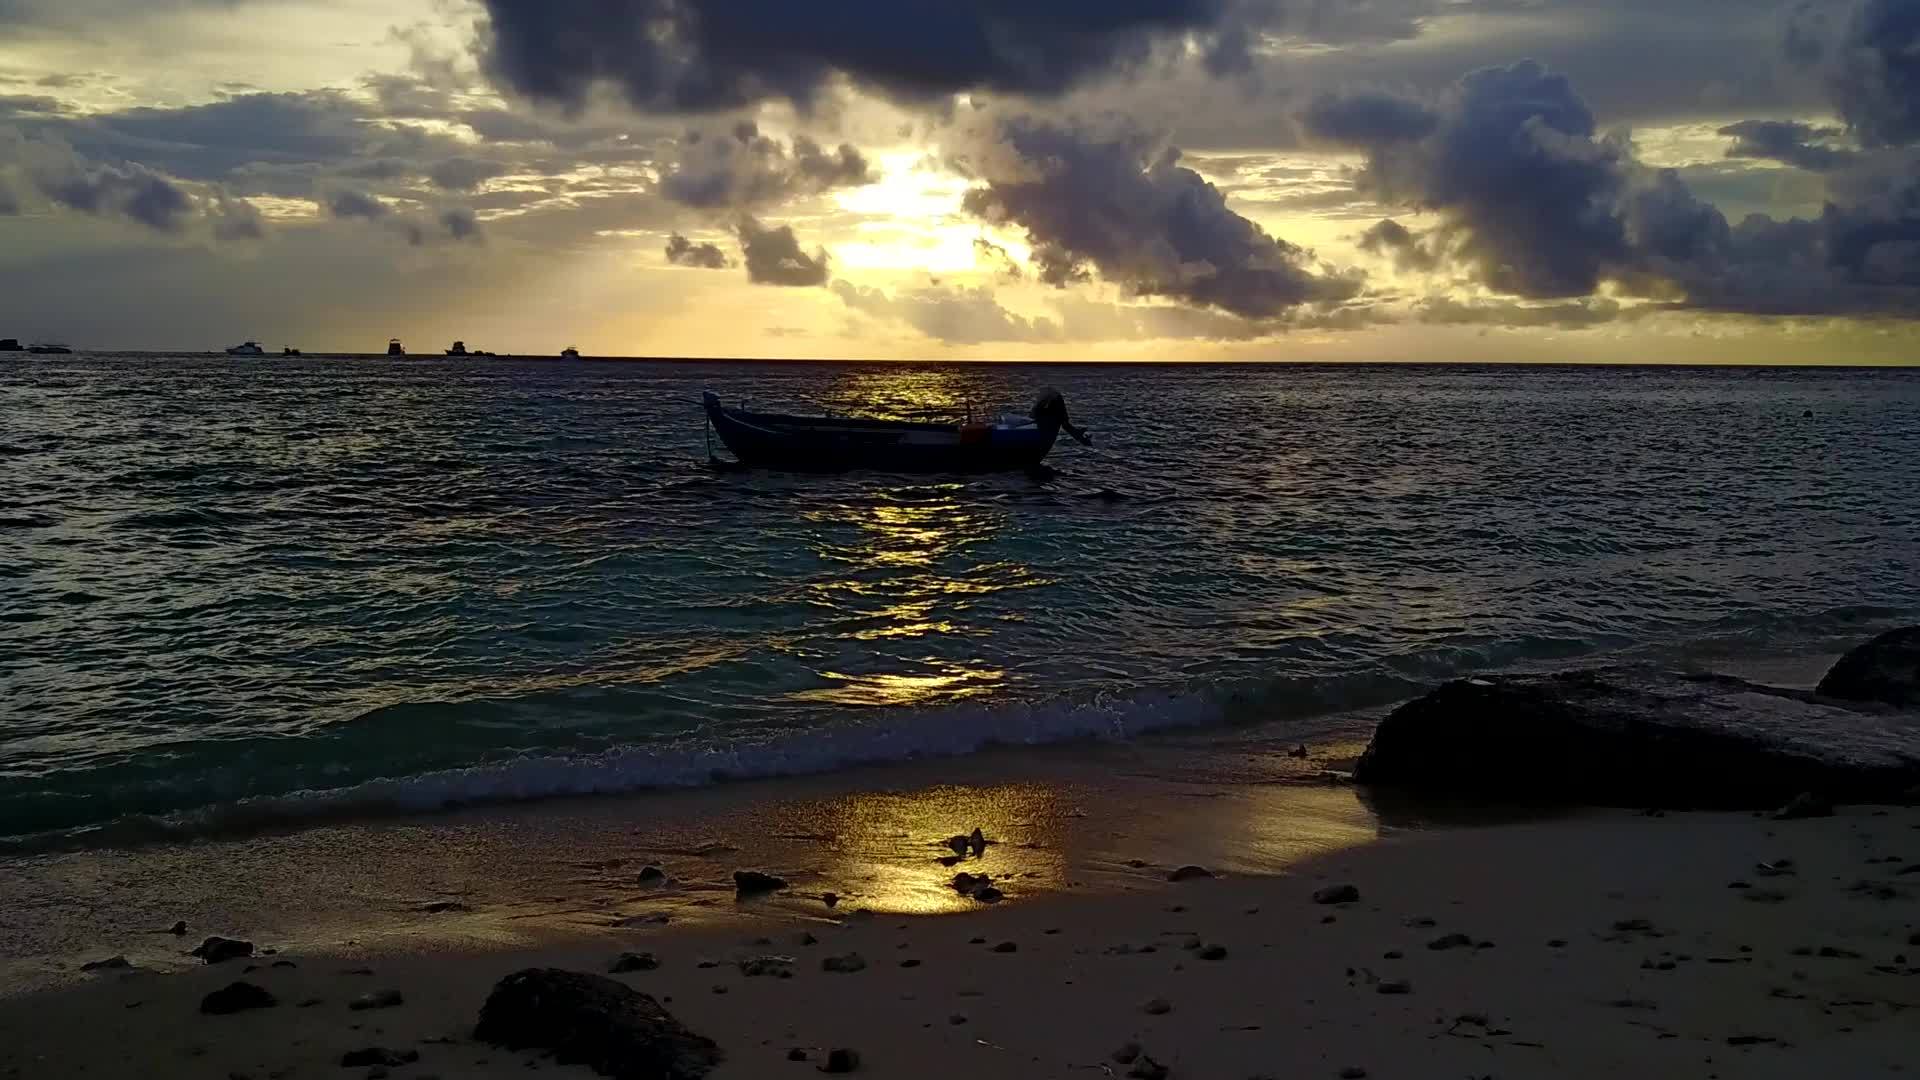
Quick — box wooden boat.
[702,389,1091,473]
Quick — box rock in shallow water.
[1354,666,1920,808]
[1817,627,1920,708]
[733,871,787,897]
[473,968,721,1080]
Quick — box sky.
[1,0,1917,362]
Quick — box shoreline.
[3,793,1914,1078]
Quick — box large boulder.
[1354,667,1920,808]
[1818,627,1920,708]
[474,968,721,1080]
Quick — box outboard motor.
[1032,388,1093,446]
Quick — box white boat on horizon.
[226,341,266,356]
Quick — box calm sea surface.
[3,356,1917,846]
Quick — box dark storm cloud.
[22,145,197,232]
[1807,0,1920,148]
[476,0,1243,113]
[326,189,389,220]
[664,231,730,268]
[1718,119,1853,171]
[1300,91,1439,144]
[735,215,829,286]
[957,115,1360,319]
[1306,55,1920,317]
[1306,61,1637,298]
[659,124,873,209]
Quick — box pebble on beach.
[1313,884,1361,905]
[200,982,277,1015]
[820,1047,861,1073]
[348,989,405,1011]
[1167,865,1214,882]
[609,952,660,974]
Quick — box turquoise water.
[3,356,1917,846]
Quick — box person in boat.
[1033,388,1093,446]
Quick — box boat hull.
[704,394,1059,474]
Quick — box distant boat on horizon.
[0,338,22,352]
[27,343,73,355]
[226,341,266,356]
[561,345,581,359]
[446,340,470,356]
[283,347,302,356]
[387,338,406,357]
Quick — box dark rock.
[1112,1042,1142,1064]
[946,835,970,856]
[340,1049,419,1068]
[167,921,188,935]
[1817,627,1920,708]
[1167,865,1214,882]
[637,866,668,886]
[201,982,278,1015]
[948,1014,968,1025]
[733,871,786,898]
[473,968,722,1080]
[1338,1069,1368,1079]
[82,955,131,971]
[1428,933,1473,951]
[1126,1054,1169,1080]
[819,1048,860,1073]
[1313,884,1360,905]
[609,953,659,974]
[1353,667,1920,808]
[349,989,404,1011]
[1774,792,1835,820]
[951,872,991,896]
[1375,979,1412,995]
[1141,997,1172,1015]
[898,958,920,969]
[788,1049,809,1062]
[271,960,297,969]
[990,942,1018,954]
[191,937,256,964]
[969,828,987,856]
[822,952,867,973]
[796,932,818,947]
[972,887,1004,903]
[418,900,470,913]
[739,957,795,978]
[1198,944,1228,961]
[1288,744,1310,759]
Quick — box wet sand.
[2,735,1916,1079]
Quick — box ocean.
[3,355,1917,849]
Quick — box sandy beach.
[3,735,1916,1080]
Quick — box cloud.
[1300,90,1439,144]
[973,236,1022,279]
[834,281,1061,344]
[1357,218,1439,272]
[665,232,730,268]
[1804,0,1920,149]
[659,123,872,209]
[439,207,482,242]
[1718,119,1853,171]
[8,135,198,232]
[476,0,1247,113]
[428,156,510,191]
[326,188,390,220]
[736,215,829,286]
[956,115,1361,320]
[0,179,18,215]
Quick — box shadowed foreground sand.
[3,794,1916,1080]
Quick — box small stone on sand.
[1168,865,1214,882]
[1427,933,1473,951]
[1339,1068,1368,1079]
[167,920,188,935]
[1376,979,1412,995]
[788,1048,809,1061]
[191,937,255,964]
[1112,1042,1142,1064]
[822,952,868,973]
[1198,944,1228,961]
[608,952,659,974]
[991,941,1018,954]
[821,893,838,908]
[1313,884,1360,905]
[1127,1054,1169,1079]
[637,865,667,885]
[820,1047,860,1073]
[81,956,131,972]
[1142,997,1172,1015]
[200,982,277,1015]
